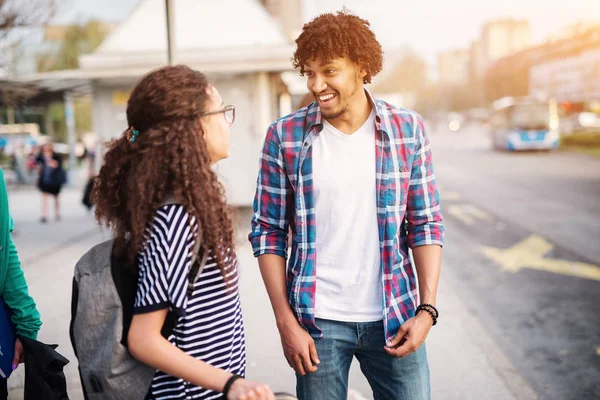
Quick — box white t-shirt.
[312,110,383,322]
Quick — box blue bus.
[490,97,560,151]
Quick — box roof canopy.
[96,0,288,53]
[80,0,294,72]
[20,0,296,87]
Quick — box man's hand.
[278,318,320,376]
[227,378,275,400]
[384,312,434,358]
[12,338,24,370]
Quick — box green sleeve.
[3,218,42,339]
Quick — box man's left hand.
[384,312,433,357]
[12,338,24,370]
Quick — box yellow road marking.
[480,235,600,281]
[448,204,493,225]
[469,206,493,222]
[596,347,600,356]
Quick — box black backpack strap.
[69,277,79,357]
[111,250,138,347]
[187,247,204,297]
[161,243,205,338]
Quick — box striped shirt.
[249,90,444,342]
[135,204,246,399]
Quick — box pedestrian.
[80,147,96,211]
[36,143,66,223]
[0,168,43,400]
[25,146,39,179]
[9,154,26,186]
[249,10,444,400]
[92,65,274,400]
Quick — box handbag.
[53,167,67,186]
[0,298,16,379]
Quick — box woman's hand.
[227,378,275,400]
[12,338,24,370]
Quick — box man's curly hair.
[92,65,235,278]
[292,10,383,84]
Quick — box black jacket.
[17,335,70,400]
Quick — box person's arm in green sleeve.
[3,217,42,340]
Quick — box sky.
[54,0,599,64]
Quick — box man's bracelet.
[222,375,242,399]
[420,303,439,318]
[416,304,438,326]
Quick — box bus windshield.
[508,104,550,130]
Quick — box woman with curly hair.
[250,10,443,400]
[93,65,274,400]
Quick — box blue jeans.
[296,319,430,400]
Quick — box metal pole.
[165,0,175,65]
[6,106,15,124]
[64,91,77,186]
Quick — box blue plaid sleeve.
[249,122,293,258]
[406,116,444,248]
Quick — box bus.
[489,96,560,151]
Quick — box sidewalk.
[6,189,537,399]
[6,188,108,400]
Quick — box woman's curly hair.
[292,10,383,84]
[93,65,235,276]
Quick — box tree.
[385,51,427,93]
[0,0,57,119]
[36,20,109,141]
[0,0,56,71]
[38,20,109,71]
[372,50,427,95]
[46,97,92,143]
[0,0,56,38]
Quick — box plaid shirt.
[249,91,444,341]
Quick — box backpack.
[0,299,16,379]
[70,213,204,400]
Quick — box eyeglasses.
[199,105,235,125]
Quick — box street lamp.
[165,0,175,65]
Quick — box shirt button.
[0,246,3,250]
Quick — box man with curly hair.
[249,10,444,400]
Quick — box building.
[438,49,470,85]
[529,28,600,103]
[20,0,299,206]
[481,19,532,68]
[484,27,600,105]
[260,0,303,42]
[469,39,486,83]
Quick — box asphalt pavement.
[429,123,600,400]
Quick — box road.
[430,123,600,400]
